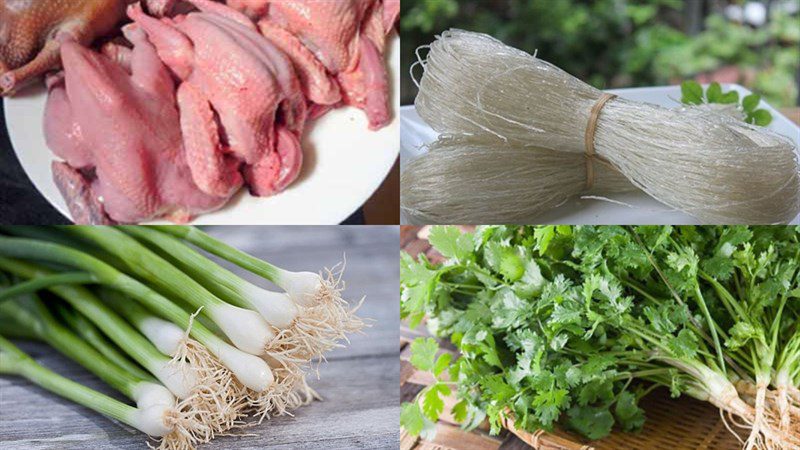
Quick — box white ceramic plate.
[401,84,800,225]
[5,37,400,225]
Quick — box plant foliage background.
[401,0,800,108]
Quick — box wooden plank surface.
[780,107,800,125]
[0,226,400,449]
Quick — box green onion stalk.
[0,240,270,431]
[97,287,314,419]
[61,226,328,416]
[0,261,200,399]
[149,225,365,362]
[0,296,209,450]
[63,227,279,357]
[0,336,181,438]
[0,269,246,444]
[54,302,154,382]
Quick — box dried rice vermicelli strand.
[401,135,634,224]
[414,29,800,224]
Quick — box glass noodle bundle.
[409,30,800,224]
[401,135,634,224]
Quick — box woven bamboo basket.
[400,226,744,450]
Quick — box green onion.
[151,226,326,306]
[0,237,274,392]
[0,257,198,399]
[145,226,365,360]
[0,272,97,299]
[0,335,172,437]
[1,296,142,399]
[123,226,360,361]
[54,303,153,382]
[65,226,275,357]
[99,287,189,357]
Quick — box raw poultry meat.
[257,20,341,106]
[0,0,127,95]
[0,0,176,95]
[44,26,231,224]
[227,0,398,130]
[32,0,397,223]
[128,0,307,197]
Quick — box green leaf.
[706,82,722,103]
[749,109,772,126]
[667,328,699,359]
[491,288,530,329]
[566,406,615,440]
[725,321,761,349]
[499,252,525,282]
[615,391,646,431]
[428,226,473,261]
[742,94,761,112]
[401,402,426,435]
[452,399,468,423]
[410,337,439,372]
[514,259,545,298]
[532,388,570,427]
[422,384,449,421]
[681,80,703,105]
[577,379,615,406]
[407,311,426,329]
[481,344,503,368]
[480,374,515,402]
[484,241,525,281]
[534,226,557,254]
[433,353,452,377]
[719,90,739,104]
[400,253,440,317]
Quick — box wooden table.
[781,107,800,126]
[364,158,400,225]
[0,226,400,449]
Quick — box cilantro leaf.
[706,82,722,103]
[742,94,760,112]
[748,109,772,126]
[615,391,646,432]
[667,328,699,359]
[725,322,761,350]
[577,379,615,406]
[452,399,468,423]
[534,226,556,254]
[719,90,739,104]
[484,241,525,281]
[428,226,473,261]
[567,405,615,440]
[410,337,439,372]
[433,353,452,377]
[532,389,570,427]
[401,402,426,435]
[681,80,703,105]
[422,383,450,421]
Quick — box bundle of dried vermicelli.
[409,29,800,224]
[401,135,634,224]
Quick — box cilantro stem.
[691,283,726,374]
[699,271,747,320]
